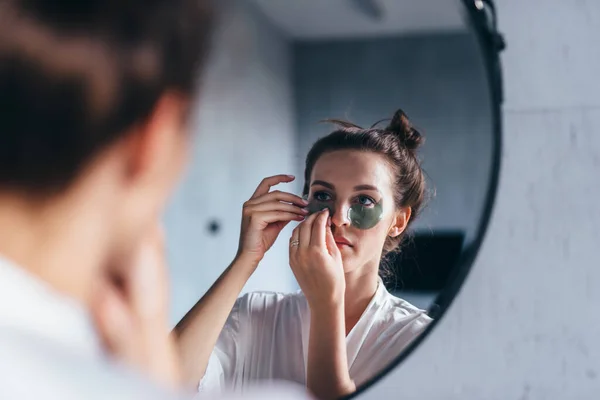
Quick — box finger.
[250,211,305,227]
[246,190,308,207]
[90,280,137,361]
[299,210,320,250]
[127,238,171,322]
[289,227,300,257]
[325,222,341,258]
[310,208,329,248]
[273,220,292,232]
[251,175,295,199]
[245,201,309,217]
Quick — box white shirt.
[0,255,310,400]
[200,279,432,393]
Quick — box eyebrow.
[311,180,381,193]
[311,180,335,190]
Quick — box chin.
[340,256,359,274]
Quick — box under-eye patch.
[302,195,383,230]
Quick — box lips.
[334,237,352,247]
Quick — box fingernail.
[301,208,309,214]
[287,175,295,179]
[301,199,309,205]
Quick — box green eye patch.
[303,195,384,230]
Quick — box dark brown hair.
[303,109,427,278]
[0,0,214,194]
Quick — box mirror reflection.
[167,0,495,397]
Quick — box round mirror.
[166,0,504,397]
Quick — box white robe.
[200,279,432,393]
[0,255,310,400]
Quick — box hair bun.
[385,109,424,151]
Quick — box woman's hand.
[91,223,181,389]
[289,209,345,308]
[291,209,355,399]
[236,174,309,265]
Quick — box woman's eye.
[313,192,331,202]
[357,195,375,206]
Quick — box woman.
[175,109,432,399]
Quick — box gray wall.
[294,33,493,245]
[365,0,600,399]
[164,0,300,326]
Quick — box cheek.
[353,224,390,251]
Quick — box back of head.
[0,0,214,195]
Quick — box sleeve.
[197,298,244,394]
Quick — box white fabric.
[200,279,432,393]
[0,255,310,400]
[0,254,186,400]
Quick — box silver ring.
[290,239,300,247]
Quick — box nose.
[330,202,351,227]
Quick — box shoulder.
[378,291,433,331]
[358,290,432,356]
[216,291,307,339]
[0,329,180,400]
[224,291,308,344]
[233,291,308,329]
[236,290,307,316]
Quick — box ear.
[388,207,411,238]
[122,92,188,182]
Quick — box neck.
[0,186,114,308]
[343,263,379,321]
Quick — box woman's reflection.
[175,109,432,399]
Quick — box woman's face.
[307,150,409,274]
